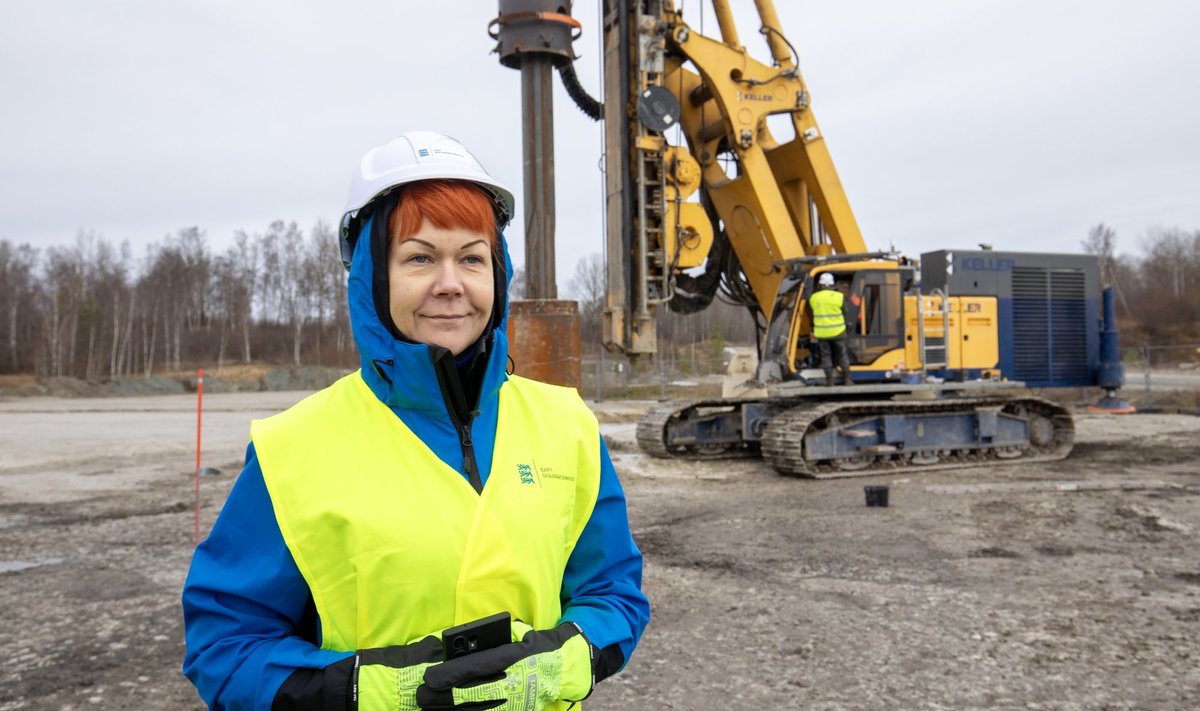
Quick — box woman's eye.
[463,255,487,266]
[406,254,433,264]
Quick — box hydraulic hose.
[558,61,603,121]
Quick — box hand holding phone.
[441,611,511,661]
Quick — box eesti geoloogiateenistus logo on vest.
[517,463,535,485]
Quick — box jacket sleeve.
[182,443,354,710]
[558,437,651,681]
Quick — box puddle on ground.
[0,557,64,573]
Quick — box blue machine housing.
[920,250,1117,389]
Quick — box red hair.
[388,180,496,246]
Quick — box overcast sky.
[3,1,1198,292]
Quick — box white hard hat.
[818,272,836,287]
[339,131,516,268]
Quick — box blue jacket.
[182,213,650,709]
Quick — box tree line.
[1082,223,1200,343]
[0,221,1195,379]
[0,222,350,378]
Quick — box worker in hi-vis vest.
[182,132,649,710]
[809,271,854,386]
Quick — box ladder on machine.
[918,288,950,374]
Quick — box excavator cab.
[761,261,913,383]
[842,267,912,367]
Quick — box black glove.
[416,621,593,711]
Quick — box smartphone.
[442,611,512,661]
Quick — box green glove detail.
[353,635,444,711]
[416,620,594,711]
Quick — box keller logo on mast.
[736,90,774,103]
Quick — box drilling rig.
[492,0,1129,478]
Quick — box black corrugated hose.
[558,61,604,121]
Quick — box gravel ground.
[1,392,1198,710]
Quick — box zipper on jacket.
[431,347,484,494]
[457,418,482,494]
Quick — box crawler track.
[762,396,1073,478]
[635,399,762,459]
[637,395,1075,479]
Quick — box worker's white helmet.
[818,272,836,287]
[339,131,516,269]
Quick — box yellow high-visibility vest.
[252,371,600,656]
[809,288,846,339]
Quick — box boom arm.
[602,0,867,355]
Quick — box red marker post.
[194,368,204,546]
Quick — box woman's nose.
[431,261,465,295]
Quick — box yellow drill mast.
[602,0,867,356]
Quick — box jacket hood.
[346,212,512,413]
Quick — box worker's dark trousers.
[818,336,852,385]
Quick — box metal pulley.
[636,86,681,133]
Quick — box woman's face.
[388,220,494,357]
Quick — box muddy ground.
[1,391,1198,710]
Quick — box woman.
[182,131,650,710]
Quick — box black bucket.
[864,485,890,507]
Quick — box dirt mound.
[0,366,350,400]
[260,367,347,392]
[1,376,178,398]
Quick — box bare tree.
[508,266,526,302]
[303,221,340,365]
[99,241,135,378]
[1082,223,1117,285]
[230,230,258,363]
[1081,223,1136,318]
[139,231,205,375]
[273,221,308,366]
[210,251,238,372]
[0,241,39,373]
[256,223,283,326]
[568,253,606,348]
[321,225,351,360]
[40,244,88,377]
